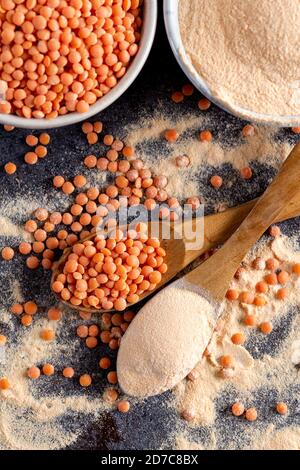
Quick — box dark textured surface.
[1,4,300,450]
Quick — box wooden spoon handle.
[186,142,300,301]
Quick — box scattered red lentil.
[86,336,98,349]
[1,246,14,260]
[27,366,40,380]
[239,291,254,304]
[242,124,255,137]
[40,329,55,342]
[260,322,273,335]
[0,334,7,346]
[266,257,280,270]
[79,374,92,387]
[117,400,130,413]
[0,377,10,390]
[276,402,288,415]
[198,98,211,111]
[53,176,65,188]
[240,167,253,180]
[4,162,17,175]
[277,270,289,285]
[107,371,118,385]
[231,333,246,345]
[24,301,37,315]
[256,281,268,294]
[182,83,194,96]
[171,91,184,103]
[48,307,62,321]
[103,388,119,403]
[219,355,234,369]
[42,363,54,376]
[99,357,111,370]
[254,296,267,307]
[39,133,50,146]
[231,402,245,417]
[176,155,190,168]
[276,287,289,300]
[3,125,14,132]
[63,367,75,379]
[21,314,32,327]
[265,273,278,285]
[26,135,38,147]
[245,408,257,422]
[10,303,23,315]
[199,130,213,142]
[292,263,300,275]
[210,175,223,188]
[244,314,256,327]
[226,289,239,301]
[164,129,179,143]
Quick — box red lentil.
[231,402,245,417]
[27,366,40,380]
[10,303,23,315]
[210,175,223,188]
[231,333,246,345]
[219,355,234,369]
[4,162,16,175]
[79,374,92,387]
[199,130,213,142]
[103,389,119,403]
[198,98,211,111]
[1,246,14,260]
[260,322,273,335]
[0,377,10,390]
[164,129,179,143]
[63,367,75,379]
[245,408,257,422]
[171,91,184,103]
[242,124,255,137]
[276,402,288,415]
[117,400,130,413]
[42,363,54,376]
[40,329,55,341]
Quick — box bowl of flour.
[164,0,300,126]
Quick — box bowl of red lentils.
[0,0,157,129]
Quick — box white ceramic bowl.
[0,0,157,130]
[164,0,300,127]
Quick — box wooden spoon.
[53,146,300,313]
[117,142,300,397]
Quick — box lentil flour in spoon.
[117,279,217,397]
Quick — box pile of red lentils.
[0,0,142,119]
[52,223,167,311]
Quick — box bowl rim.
[164,0,300,127]
[0,0,158,130]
